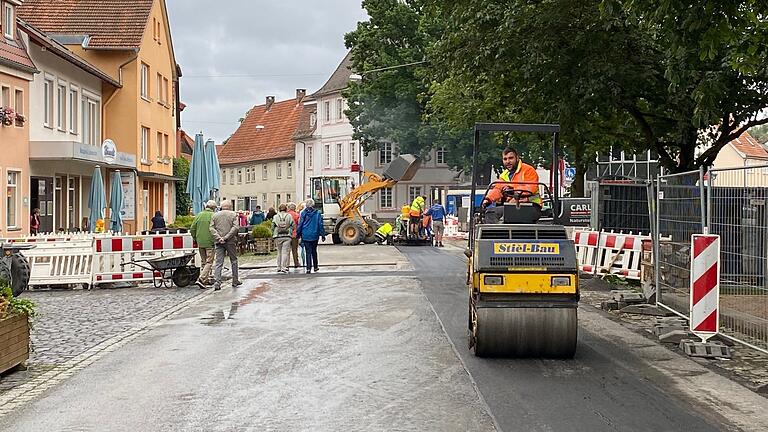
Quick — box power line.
[183,73,327,78]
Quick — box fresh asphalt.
[400,245,737,432]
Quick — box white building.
[295,53,461,221]
[20,21,132,233]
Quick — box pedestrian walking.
[287,202,301,268]
[296,198,326,274]
[190,200,216,288]
[30,208,41,235]
[272,204,295,274]
[266,207,277,221]
[209,200,241,290]
[427,199,447,247]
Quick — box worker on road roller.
[468,123,578,359]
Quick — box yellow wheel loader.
[467,123,579,358]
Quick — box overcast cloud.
[167,0,367,144]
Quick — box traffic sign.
[564,167,576,182]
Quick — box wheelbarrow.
[128,253,200,288]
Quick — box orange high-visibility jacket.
[485,161,541,205]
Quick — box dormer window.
[3,2,14,39]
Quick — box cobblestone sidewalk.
[0,286,207,396]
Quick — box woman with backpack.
[296,198,326,274]
[272,204,295,274]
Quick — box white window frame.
[141,126,150,162]
[436,147,447,165]
[324,144,331,168]
[68,85,79,134]
[245,167,251,183]
[276,162,282,179]
[287,161,293,179]
[324,101,330,123]
[229,168,234,185]
[140,63,150,100]
[222,169,227,185]
[336,143,343,168]
[379,187,393,209]
[82,93,100,145]
[6,170,19,229]
[307,147,314,169]
[336,98,343,120]
[237,168,243,184]
[3,4,13,39]
[13,88,23,127]
[43,77,54,128]
[379,143,393,166]
[408,186,422,203]
[56,82,67,131]
[262,164,268,180]
[0,85,9,109]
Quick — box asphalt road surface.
[401,245,768,432]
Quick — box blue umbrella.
[88,166,106,232]
[186,133,209,214]
[204,138,221,200]
[109,171,124,233]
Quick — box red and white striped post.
[689,234,720,343]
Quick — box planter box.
[0,314,29,374]
[254,238,271,255]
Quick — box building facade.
[20,21,129,233]
[218,92,305,211]
[0,0,35,236]
[19,0,180,233]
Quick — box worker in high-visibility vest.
[409,195,426,238]
[400,203,411,236]
[483,147,542,218]
[374,222,394,245]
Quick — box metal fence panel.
[708,165,768,351]
[655,169,704,316]
[598,182,651,234]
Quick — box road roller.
[467,123,579,358]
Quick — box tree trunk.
[674,126,699,173]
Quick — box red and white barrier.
[572,230,600,275]
[92,234,196,287]
[596,232,649,279]
[690,234,720,342]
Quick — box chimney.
[265,96,275,111]
[296,88,307,103]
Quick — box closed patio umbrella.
[109,171,124,233]
[186,133,209,214]
[87,166,106,232]
[204,138,221,201]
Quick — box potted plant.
[0,284,36,374]
[1,107,15,126]
[252,224,272,255]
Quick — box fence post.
[699,165,708,234]
[654,174,662,305]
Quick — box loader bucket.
[382,154,421,182]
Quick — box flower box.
[0,313,30,374]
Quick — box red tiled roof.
[0,31,36,72]
[730,131,768,159]
[17,0,153,50]
[218,98,303,165]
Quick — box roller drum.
[474,307,577,358]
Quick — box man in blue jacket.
[426,199,447,247]
[296,199,327,274]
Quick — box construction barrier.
[690,234,721,342]
[572,229,600,275]
[571,230,652,280]
[26,240,94,288]
[92,234,196,286]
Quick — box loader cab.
[309,176,352,217]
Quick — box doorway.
[30,177,54,233]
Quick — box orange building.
[0,0,36,236]
[19,0,180,233]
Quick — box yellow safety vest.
[410,197,425,215]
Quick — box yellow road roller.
[467,123,578,358]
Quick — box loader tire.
[363,219,380,244]
[339,220,364,246]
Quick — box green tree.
[173,157,191,216]
[749,124,768,145]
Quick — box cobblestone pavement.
[0,285,210,395]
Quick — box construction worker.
[409,195,426,238]
[400,202,411,236]
[482,147,542,219]
[374,222,394,245]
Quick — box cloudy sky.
[166,0,368,144]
